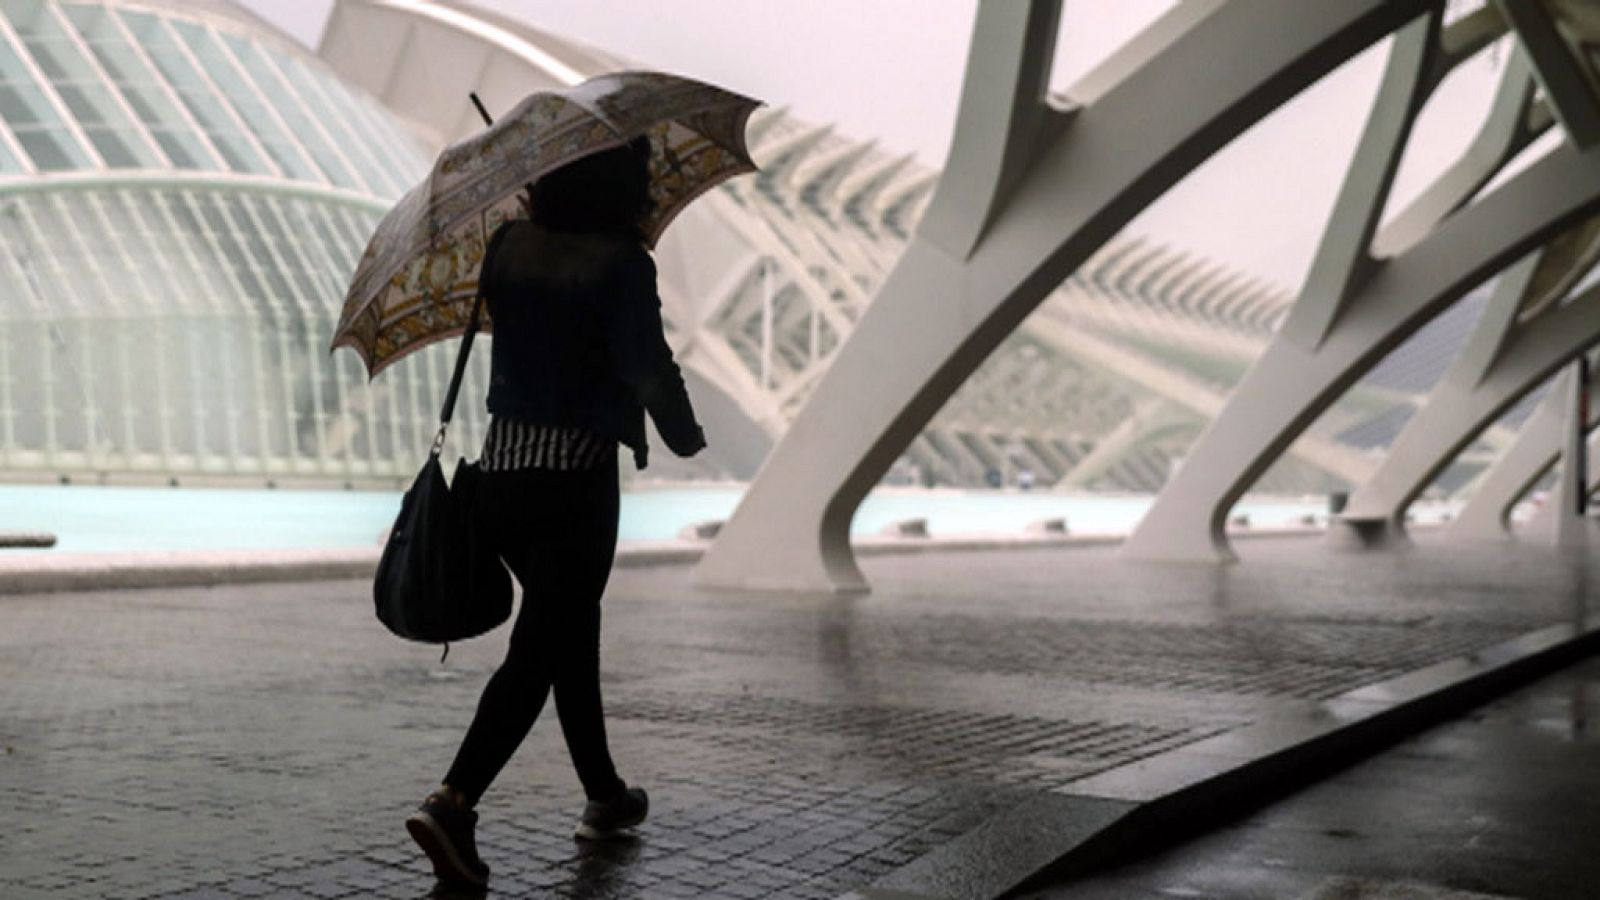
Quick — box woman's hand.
[669,425,707,458]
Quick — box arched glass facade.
[0,1,485,485]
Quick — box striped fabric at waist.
[479,417,613,472]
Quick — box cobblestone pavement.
[1,537,1588,899]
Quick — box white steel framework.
[696,0,1600,590]
[700,0,1458,590]
[0,0,460,486]
[321,0,1490,496]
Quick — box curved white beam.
[370,0,584,86]
[695,0,1436,592]
[1448,368,1600,541]
[1524,360,1593,546]
[1495,0,1600,149]
[1373,48,1543,256]
[1124,142,1600,561]
[1123,11,1594,561]
[1282,12,1443,351]
[1339,256,1600,539]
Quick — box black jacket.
[480,221,704,469]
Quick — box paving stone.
[0,539,1585,898]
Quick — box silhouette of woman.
[405,136,705,889]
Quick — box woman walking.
[405,136,706,889]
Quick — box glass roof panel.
[219,32,359,192]
[220,192,296,310]
[21,3,428,194]
[144,189,232,307]
[76,191,153,313]
[116,8,270,175]
[60,3,220,171]
[287,56,428,193]
[167,19,318,182]
[0,199,53,316]
[19,192,109,313]
[188,189,269,311]
[12,5,161,169]
[0,34,92,170]
[0,134,22,172]
[257,194,331,312]
[305,199,359,287]
[266,51,408,197]
[0,3,425,191]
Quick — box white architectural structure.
[9,0,1592,585]
[0,0,442,485]
[320,0,1507,495]
[1123,0,1600,562]
[693,0,1600,591]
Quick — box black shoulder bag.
[374,282,512,657]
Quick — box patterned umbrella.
[330,71,761,377]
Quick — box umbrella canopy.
[331,71,761,377]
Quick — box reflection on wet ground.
[1,536,1592,897]
[1023,654,1600,900]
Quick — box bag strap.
[431,223,511,458]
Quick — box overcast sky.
[237,1,1515,292]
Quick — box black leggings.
[443,459,625,807]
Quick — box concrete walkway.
[1021,655,1600,900]
[1,536,1593,899]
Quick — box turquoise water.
[0,483,1358,555]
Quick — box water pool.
[0,483,1428,555]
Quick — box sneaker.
[406,792,489,888]
[575,786,648,841]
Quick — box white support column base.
[1327,515,1412,551]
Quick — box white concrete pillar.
[1121,143,1600,562]
[694,0,1433,593]
[1533,358,1591,547]
[1335,245,1600,544]
[1448,370,1572,541]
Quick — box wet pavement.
[0,537,1593,899]
[1021,654,1600,900]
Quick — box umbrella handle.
[469,93,535,217]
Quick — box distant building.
[0,0,1517,495]
[0,0,444,486]
[321,0,1517,494]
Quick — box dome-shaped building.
[0,0,445,486]
[0,0,1521,498]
